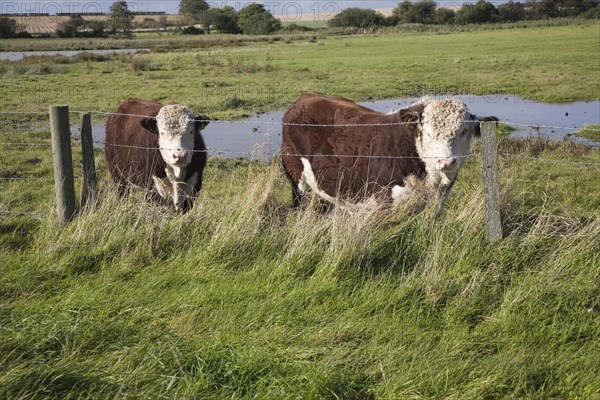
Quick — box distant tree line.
[329,0,599,28]
[0,0,282,39]
[2,0,597,39]
[178,0,280,35]
[53,0,134,37]
[0,17,29,38]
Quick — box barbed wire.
[98,141,475,159]
[0,109,598,187]
[2,136,597,167]
[0,142,52,147]
[0,176,55,181]
[73,109,424,127]
[507,122,600,131]
[500,153,600,167]
[0,210,47,217]
[1,109,599,132]
[70,110,600,131]
[0,111,49,116]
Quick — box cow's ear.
[398,110,420,128]
[141,117,159,135]
[473,115,499,137]
[194,115,210,131]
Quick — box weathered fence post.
[49,105,76,224]
[80,112,98,208]
[481,121,503,243]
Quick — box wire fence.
[2,109,599,161]
[4,109,600,130]
[1,108,599,222]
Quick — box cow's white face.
[140,104,208,212]
[416,99,477,182]
[154,105,196,179]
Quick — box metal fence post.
[49,105,76,223]
[481,121,503,243]
[80,112,98,208]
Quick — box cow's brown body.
[105,99,207,210]
[281,94,428,205]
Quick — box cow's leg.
[176,171,200,213]
[152,175,173,201]
[318,198,334,213]
[115,177,129,198]
[291,185,307,208]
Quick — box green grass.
[574,125,600,141]
[0,24,598,121]
[1,124,599,398]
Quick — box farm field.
[1,24,600,398]
[4,14,184,35]
[1,24,599,118]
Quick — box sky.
[0,1,514,17]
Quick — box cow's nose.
[437,157,457,170]
[172,151,188,163]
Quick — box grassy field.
[1,24,599,121]
[1,25,600,398]
[1,127,599,398]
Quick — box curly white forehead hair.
[420,98,469,134]
[155,104,195,135]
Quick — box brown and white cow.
[105,99,209,212]
[281,94,497,211]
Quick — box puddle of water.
[85,95,599,159]
[0,48,150,61]
[87,110,285,161]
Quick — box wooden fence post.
[80,112,98,208]
[481,121,503,243]
[50,105,76,224]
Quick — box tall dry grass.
[2,144,599,398]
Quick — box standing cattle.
[281,94,498,212]
[105,99,209,212]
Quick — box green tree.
[392,1,413,21]
[55,15,85,37]
[328,8,386,29]
[86,19,106,36]
[534,0,597,19]
[179,0,210,24]
[433,7,455,24]
[579,4,600,19]
[238,4,266,28]
[207,6,240,34]
[109,1,133,36]
[535,0,560,18]
[396,0,437,24]
[554,0,597,17]
[238,4,281,35]
[455,0,499,24]
[0,17,18,38]
[497,1,527,22]
[56,15,105,38]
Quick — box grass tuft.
[573,125,600,141]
